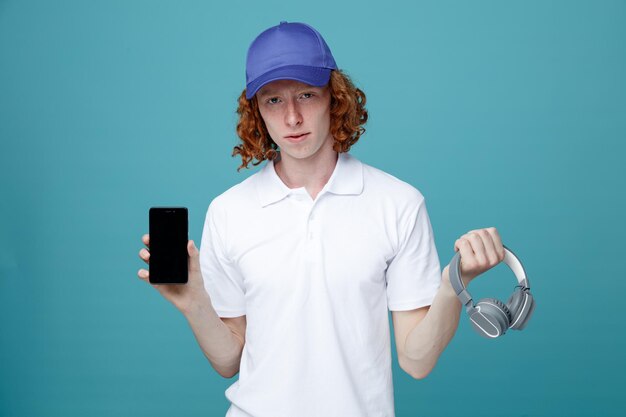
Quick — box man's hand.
[452,227,505,287]
[137,234,211,314]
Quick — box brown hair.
[232,69,368,172]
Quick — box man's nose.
[284,100,303,127]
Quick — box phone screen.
[149,207,188,284]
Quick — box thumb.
[188,240,201,273]
[188,239,199,257]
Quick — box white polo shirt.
[199,151,441,417]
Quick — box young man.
[137,21,505,417]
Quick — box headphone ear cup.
[507,290,535,330]
[485,297,512,329]
[470,298,512,338]
[506,289,526,330]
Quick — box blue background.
[1,0,624,416]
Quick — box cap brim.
[246,65,332,99]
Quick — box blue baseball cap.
[245,21,338,99]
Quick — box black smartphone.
[149,207,188,284]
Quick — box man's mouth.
[285,133,310,141]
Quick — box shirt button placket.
[308,220,313,240]
[308,207,316,240]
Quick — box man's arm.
[392,265,462,379]
[182,297,246,379]
[392,227,506,379]
[137,235,246,379]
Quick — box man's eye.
[267,97,280,104]
[302,93,313,99]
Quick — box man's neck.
[274,142,338,201]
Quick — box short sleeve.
[385,196,442,311]
[199,200,246,317]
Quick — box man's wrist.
[442,265,475,290]
[440,267,459,301]
[180,292,213,318]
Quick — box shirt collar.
[255,151,364,208]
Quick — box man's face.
[256,79,332,161]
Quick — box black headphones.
[448,245,536,338]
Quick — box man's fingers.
[453,227,505,286]
[461,229,502,265]
[470,228,503,265]
[142,233,150,248]
[137,268,149,281]
[476,229,500,265]
[454,239,475,265]
[485,227,505,261]
[139,248,150,264]
[466,233,488,265]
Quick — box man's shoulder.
[208,170,261,214]
[361,161,425,205]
